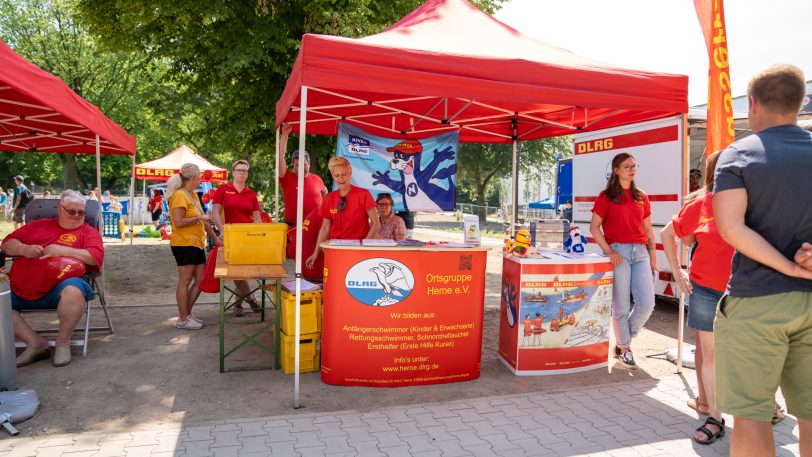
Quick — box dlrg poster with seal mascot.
[336,122,458,212]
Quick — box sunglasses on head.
[337,196,346,213]
[62,204,85,217]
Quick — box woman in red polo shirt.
[212,159,261,316]
[661,151,730,444]
[305,157,379,269]
[589,152,656,371]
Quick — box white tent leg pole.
[130,155,136,246]
[510,125,518,238]
[293,86,308,409]
[96,135,102,198]
[275,127,280,220]
[95,134,106,290]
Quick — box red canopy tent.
[0,40,135,155]
[275,0,689,400]
[275,0,687,143]
[0,39,136,203]
[134,144,228,183]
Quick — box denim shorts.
[687,280,723,332]
[11,277,94,311]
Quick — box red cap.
[386,139,423,154]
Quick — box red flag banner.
[694,0,735,156]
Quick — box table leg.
[219,278,225,373]
[275,280,281,370]
[260,279,266,322]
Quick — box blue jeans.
[611,243,655,348]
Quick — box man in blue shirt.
[715,64,812,456]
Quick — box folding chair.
[13,199,113,357]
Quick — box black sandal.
[693,416,725,445]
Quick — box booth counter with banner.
[321,244,488,387]
[498,255,613,375]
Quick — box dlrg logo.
[345,258,414,307]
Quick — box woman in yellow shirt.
[167,163,217,330]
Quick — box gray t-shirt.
[714,124,812,297]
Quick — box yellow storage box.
[223,223,287,265]
[281,331,321,374]
[265,284,323,334]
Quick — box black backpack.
[19,187,33,206]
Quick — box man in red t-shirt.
[279,124,328,258]
[278,124,327,223]
[2,190,104,368]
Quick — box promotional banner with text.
[321,247,487,387]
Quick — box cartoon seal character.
[372,139,456,211]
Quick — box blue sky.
[495,0,812,106]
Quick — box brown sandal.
[245,296,261,313]
[687,398,710,415]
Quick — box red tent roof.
[134,144,227,182]
[276,0,688,143]
[0,40,136,155]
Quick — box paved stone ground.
[0,374,800,457]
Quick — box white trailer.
[571,115,689,299]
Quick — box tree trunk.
[60,154,81,190]
[475,186,487,223]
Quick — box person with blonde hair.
[306,157,379,269]
[714,64,812,456]
[167,163,218,330]
[211,159,261,316]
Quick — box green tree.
[0,0,195,191]
[457,137,571,221]
[75,0,508,193]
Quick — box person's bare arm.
[211,203,225,233]
[40,244,97,266]
[306,218,331,268]
[715,189,812,280]
[643,215,658,271]
[278,124,292,179]
[660,221,692,295]
[589,213,621,265]
[365,207,380,239]
[1,238,43,258]
[251,211,261,224]
[172,207,212,228]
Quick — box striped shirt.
[378,213,406,240]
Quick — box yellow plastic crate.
[223,223,287,265]
[280,331,321,374]
[280,294,322,335]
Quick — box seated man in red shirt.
[1,190,104,368]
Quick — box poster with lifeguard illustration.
[498,256,613,375]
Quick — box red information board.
[321,246,487,387]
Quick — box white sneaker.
[188,315,205,326]
[176,316,203,330]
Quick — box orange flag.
[694,0,735,156]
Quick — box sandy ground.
[8,216,697,437]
